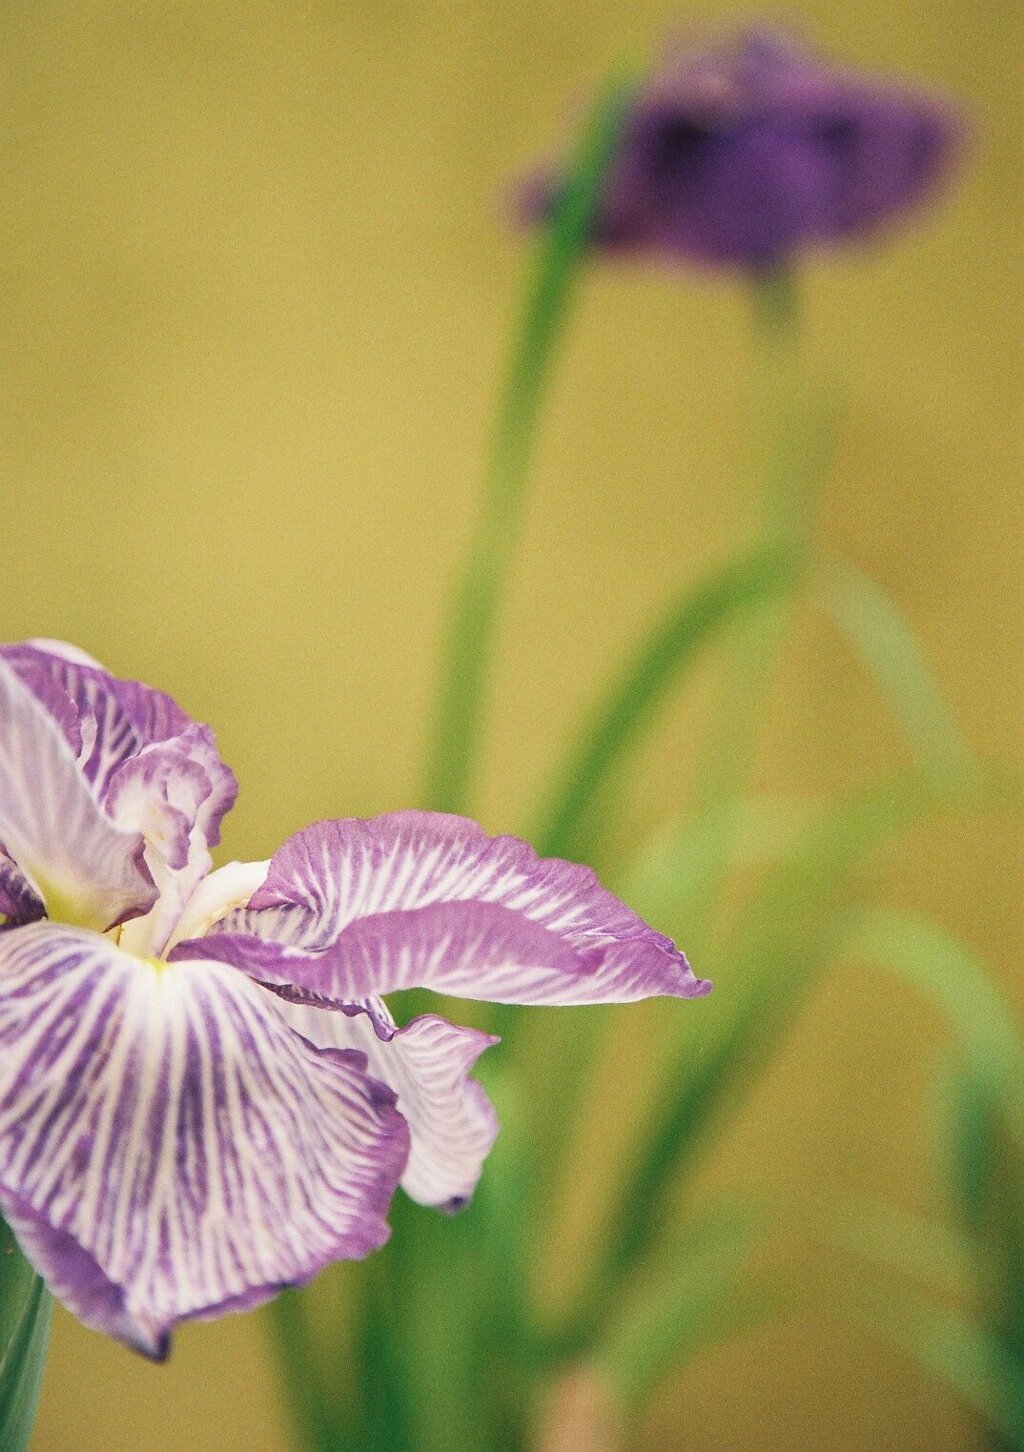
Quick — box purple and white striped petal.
[105,748,211,874]
[178,813,709,1006]
[1,641,238,951]
[284,997,498,1211]
[105,724,237,860]
[0,661,155,932]
[0,922,410,1356]
[5,638,189,744]
[0,643,237,840]
[107,729,239,958]
[1,642,186,800]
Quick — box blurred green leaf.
[266,1287,345,1452]
[835,915,1024,1451]
[823,1196,976,1299]
[533,543,797,863]
[578,769,989,1336]
[0,1218,51,1452]
[823,559,975,789]
[354,1239,421,1452]
[844,910,1024,1100]
[945,1068,1024,1433]
[590,1197,772,1418]
[840,1280,1024,1451]
[627,794,820,944]
[521,793,818,1233]
[353,1195,493,1452]
[470,1064,544,1447]
[501,556,798,1192]
[422,65,639,819]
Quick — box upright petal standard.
[519,28,963,269]
[0,642,708,1354]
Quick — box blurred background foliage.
[1,1,1020,1448]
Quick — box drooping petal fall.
[284,997,499,1212]
[0,922,410,1357]
[175,812,710,1006]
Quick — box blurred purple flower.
[519,29,964,269]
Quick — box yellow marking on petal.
[35,877,105,932]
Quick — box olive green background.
[2,1,1020,1448]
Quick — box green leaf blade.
[575,768,990,1338]
[823,560,975,791]
[591,1198,767,1418]
[533,543,796,862]
[0,1219,52,1452]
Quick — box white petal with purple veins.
[284,997,498,1211]
[0,922,410,1357]
[2,644,151,799]
[105,746,211,872]
[0,644,236,821]
[245,812,691,954]
[182,813,709,1006]
[0,661,156,931]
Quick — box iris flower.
[520,28,962,269]
[0,640,708,1357]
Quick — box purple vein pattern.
[0,925,407,1357]
[0,640,708,1354]
[181,813,709,1007]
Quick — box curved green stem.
[505,269,830,1231]
[531,543,796,866]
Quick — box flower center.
[98,920,170,972]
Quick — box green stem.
[505,267,826,1223]
[678,265,828,966]
[357,1195,497,1452]
[421,70,637,818]
[353,1242,418,1452]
